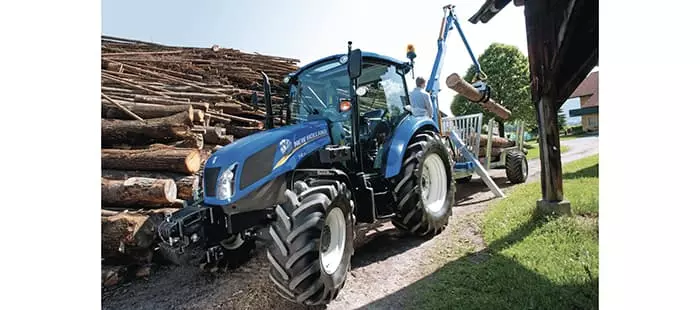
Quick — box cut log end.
[185,151,202,174]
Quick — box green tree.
[450,43,535,137]
[558,108,567,133]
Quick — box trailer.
[443,113,529,185]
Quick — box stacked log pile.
[100,35,299,286]
[478,134,516,158]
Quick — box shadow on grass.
[361,211,599,310]
[563,164,598,180]
[363,252,599,310]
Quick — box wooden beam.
[535,95,564,201]
[523,0,570,212]
[551,0,598,104]
[556,49,598,105]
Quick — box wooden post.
[535,96,571,215]
[523,0,572,216]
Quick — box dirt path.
[102,137,598,310]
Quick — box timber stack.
[477,134,516,158]
[100,35,299,287]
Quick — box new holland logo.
[279,139,292,155]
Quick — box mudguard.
[382,115,439,178]
[202,120,331,206]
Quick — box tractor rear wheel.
[505,150,528,184]
[392,130,456,237]
[266,178,354,306]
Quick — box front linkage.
[156,200,274,270]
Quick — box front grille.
[203,167,221,197]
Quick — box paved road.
[527,134,599,182]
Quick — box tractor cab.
[284,48,416,173]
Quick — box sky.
[102,0,584,118]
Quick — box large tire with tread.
[266,178,355,306]
[505,149,528,184]
[391,130,456,237]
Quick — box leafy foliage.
[558,108,567,132]
[450,43,535,128]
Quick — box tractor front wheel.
[266,178,354,306]
[392,130,456,237]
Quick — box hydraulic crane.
[406,4,493,130]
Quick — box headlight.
[216,164,237,200]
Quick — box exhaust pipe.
[260,71,274,129]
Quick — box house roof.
[583,91,598,107]
[569,71,598,98]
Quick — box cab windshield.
[288,57,411,144]
[288,59,351,125]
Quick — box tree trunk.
[198,126,235,145]
[193,109,206,124]
[227,125,262,138]
[169,133,204,150]
[102,111,194,147]
[102,177,177,207]
[102,101,193,120]
[101,146,202,174]
[102,169,199,200]
[101,208,177,265]
[207,111,262,127]
[478,134,515,148]
[479,147,503,157]
[445,72,512,120]
[213,102,242,115]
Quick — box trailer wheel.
[392,130,456,237]
[267,178,354,306]
[505,150,528,184]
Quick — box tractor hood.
[201,120,331,206]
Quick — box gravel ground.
[102,136,598,310]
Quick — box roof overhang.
[469,0,524,24]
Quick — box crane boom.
[425,4,487,127]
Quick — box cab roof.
[289,52,409,78]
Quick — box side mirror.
[347,49,362,80]
[403,105,413,114]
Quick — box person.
[409,77,434,119]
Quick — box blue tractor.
[158,5,489,306]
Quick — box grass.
[408,154,599,310]
[524,143,571,160]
